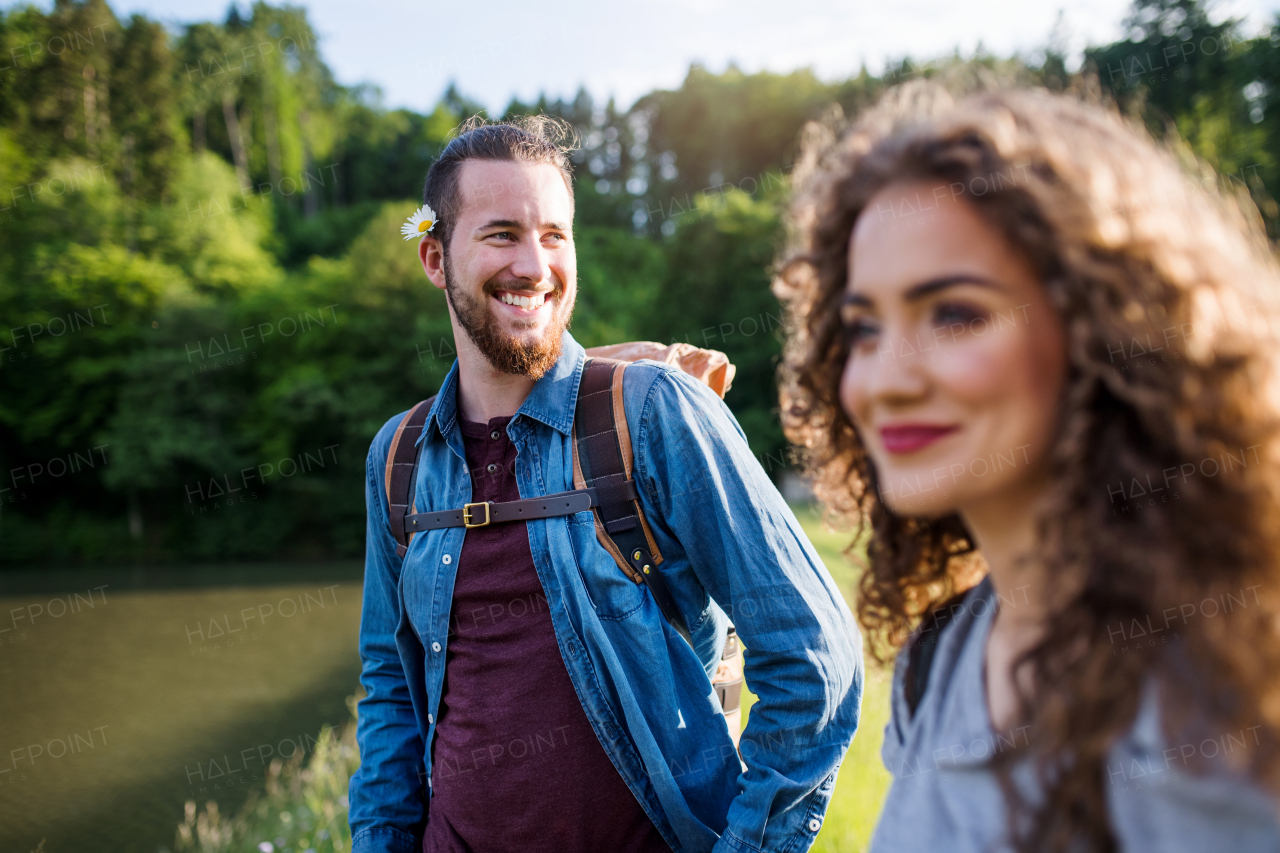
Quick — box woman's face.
[839,181,1067,518]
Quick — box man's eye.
[490,231,514,241]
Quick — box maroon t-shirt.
[422,415,671,853]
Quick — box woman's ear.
[419,234,447,291]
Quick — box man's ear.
[419,234,447,291]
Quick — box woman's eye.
[841,317,879,348]
[932,302,985,328]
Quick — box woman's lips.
[878,424,960,453]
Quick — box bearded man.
[349,116,862,853]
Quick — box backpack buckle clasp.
[462,502,491,528]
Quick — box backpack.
[381,341,744,744]
[903,591,968,718]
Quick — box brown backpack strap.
[573,358,691,645]
[385,396,437,558]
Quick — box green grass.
[173,505,891,853]
[738,505,892,853]
[168,700,359,852]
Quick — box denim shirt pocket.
[565,512,647,620]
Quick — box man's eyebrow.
[475,219,571,232]
[477,219,522,231]
[842,274,1004,308]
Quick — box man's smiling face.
[423,158,577,379]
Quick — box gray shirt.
[868,576,1280,852]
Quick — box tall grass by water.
[169,701,359,853]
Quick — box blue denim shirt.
[350,332,863,853]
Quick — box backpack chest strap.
[401,481,639,532]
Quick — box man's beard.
[443,254,574,380]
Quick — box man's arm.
[348,432,427,853]
[631,365,864,853]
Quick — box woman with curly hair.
[775,84,1280,852]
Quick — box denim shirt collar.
[417,330,585,447]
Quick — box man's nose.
[506,235,552,285]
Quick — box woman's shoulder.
[884,576,998,754]
[891,576,998,694]
[1107,679,1280,851]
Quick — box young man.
[350,116,862,853]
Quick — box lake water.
[0,562,365,853]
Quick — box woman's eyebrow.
[906,274,1004,299]
[843,274,1005,307]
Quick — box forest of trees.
[1,0,1278,564]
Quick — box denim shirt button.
[431,641,442,652]
[428,713,434,724]
[442,554,451,565]
[808,818,821,832]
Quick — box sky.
[15,0,1280,113]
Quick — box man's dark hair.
[423,115,579,253]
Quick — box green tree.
[1087,0,1279,231]
[111,14,182,204]
[643,187,788,465]
[571,227,666,346]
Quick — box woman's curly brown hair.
[775,83,1280,852]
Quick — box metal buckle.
[462,502,491,528]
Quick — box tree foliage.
[2,0,1277,563]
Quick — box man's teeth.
[499,292,547,308]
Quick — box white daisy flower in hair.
[401,204,438,240]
